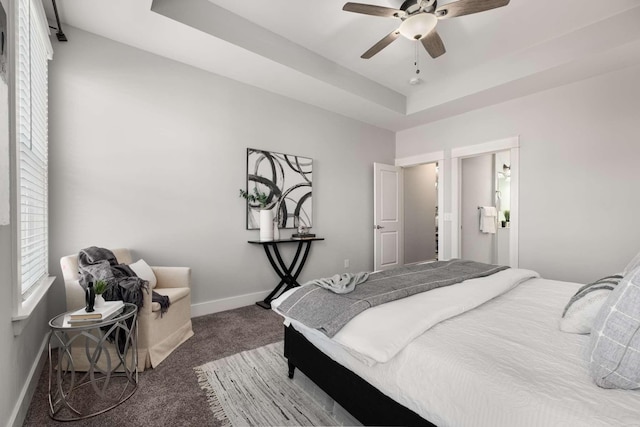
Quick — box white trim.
[437,161,445,260]
[509,147,520,267]
[451,157,460,259]
[12,276,56,336]
[395,150,444,167]
[451,136,520,267]
[10,0,20,330]
[190,290,272,318]
[8,332,49,427]
[451,137,519,159]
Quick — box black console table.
[248,237,324,309]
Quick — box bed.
[272,260,640,427]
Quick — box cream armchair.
[60,248,194,371]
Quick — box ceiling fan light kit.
[342,0,510,59]
[398,13,438,40]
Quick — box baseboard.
[9,333,49,427]
[191,290,272,318]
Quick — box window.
[12,0,53,323]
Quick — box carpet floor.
[23,305,284,426]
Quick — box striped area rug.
[194,341,338,426]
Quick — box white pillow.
[560,290,612,334]
[560,275,622,334]
[129,259,157,289]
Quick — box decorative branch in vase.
[240,188,276,241]
[239,188,269,208]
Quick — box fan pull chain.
[414,41,420,76]
[409,40,423,85]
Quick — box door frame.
[395,151,445,261]
[451,137,519,267]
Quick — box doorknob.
[374,225,385,229]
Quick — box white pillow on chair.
[129,259,157,289]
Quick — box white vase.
[260,209,274,241]
[94,294,105,308]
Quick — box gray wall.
[461,154,495,264]
[47,26,395,314]
[403,163,437,264]
[397,64,640,283]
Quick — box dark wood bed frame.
[284,325,436,427]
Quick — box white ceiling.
[46,0,640,131]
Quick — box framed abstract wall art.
[245,148,313,230]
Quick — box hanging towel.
[480,206,497,234]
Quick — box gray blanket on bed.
[304,271,370,294]
[277,259,508,337]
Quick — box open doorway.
[451,137,519,267]
[460,151,510,265]
[374,152,444,271]
[403,163,438,264]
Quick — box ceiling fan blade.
[435,0,509,19]
[343,2,406,18]
[361,30,401,59]
[421,30,446,58]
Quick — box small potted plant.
[94,280,108,308]
[504,209,510,228]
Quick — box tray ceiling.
[46,0,640,130]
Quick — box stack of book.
[292,233,316,239]
[66,300,125,324]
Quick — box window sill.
[12,276,56,336]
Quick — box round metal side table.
[47,302,138,421]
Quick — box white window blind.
[17,0,52,297]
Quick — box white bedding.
[276,276,640,426]
[273,268,538,365]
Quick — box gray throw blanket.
[303,272,370,294]
[277,259,508,337]
[78,246,170,314]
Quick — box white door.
[374,163,403,271]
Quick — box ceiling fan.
[342,0,510,59]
